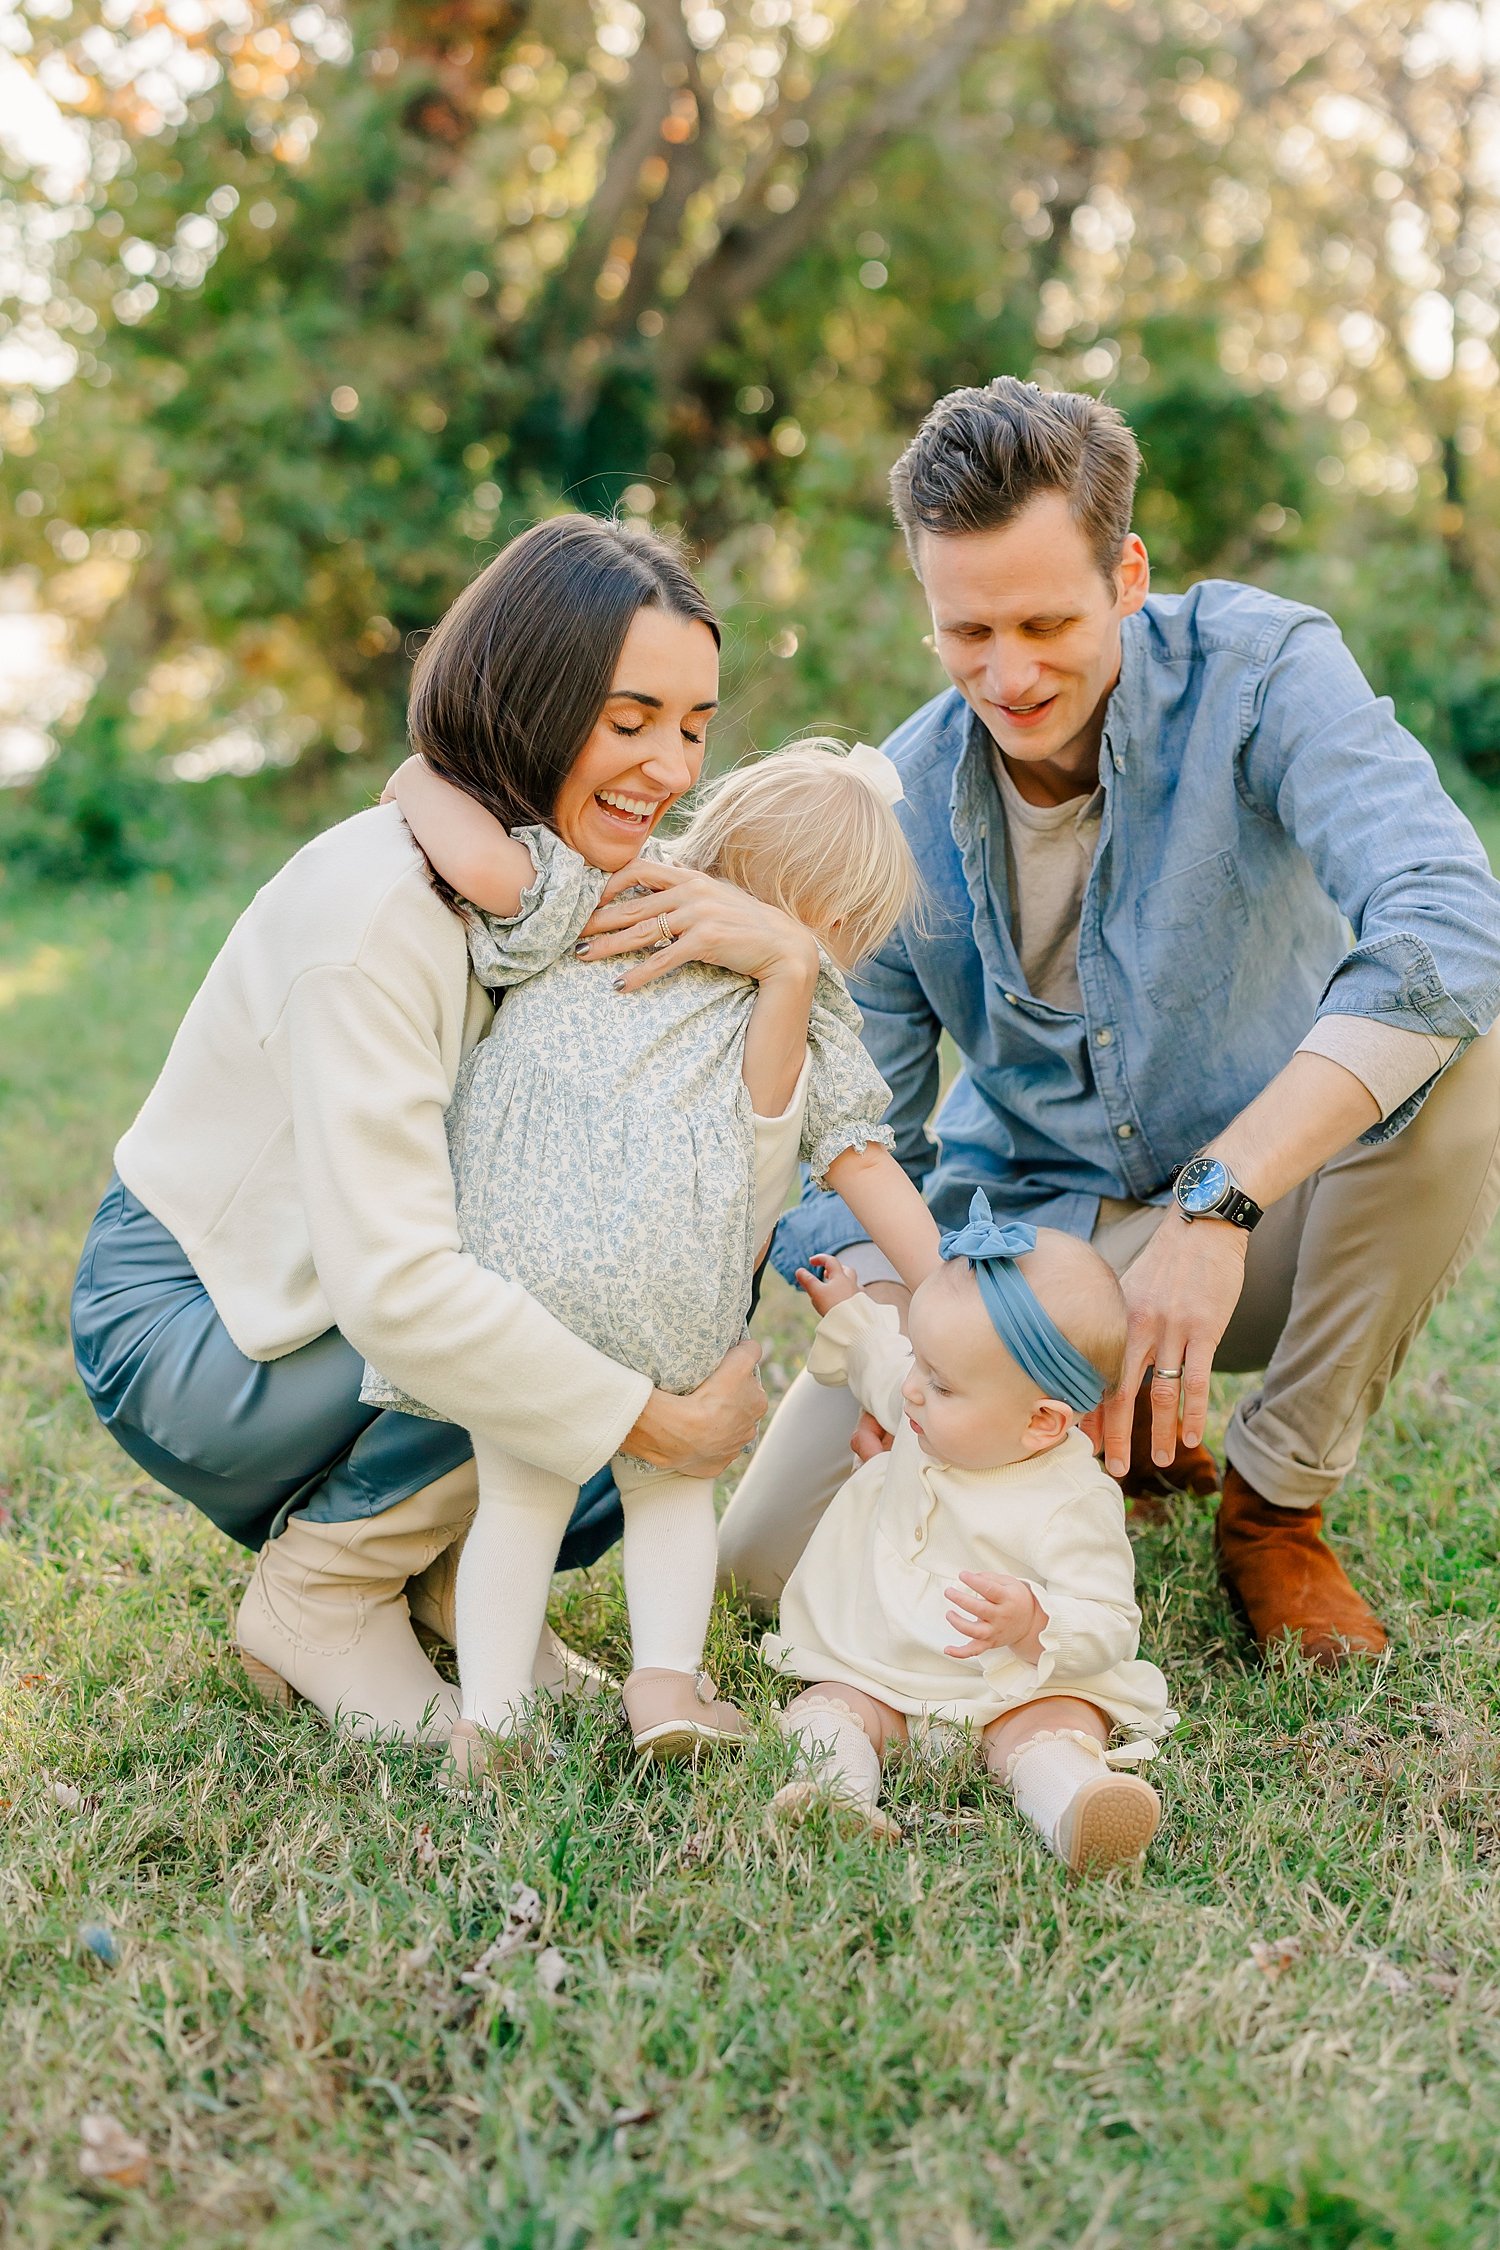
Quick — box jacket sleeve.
[279,959,651,1483]
[805,1294,913,1435]
[1240,611,1500,1135]
[772,923,941,1281]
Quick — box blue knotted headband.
[937,1189,1106,1414]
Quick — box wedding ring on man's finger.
[1152,1365,1183,1384]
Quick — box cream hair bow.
[845,740,904,806]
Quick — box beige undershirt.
[989,749,1456,1121]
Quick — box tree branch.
[656,0,1015,386]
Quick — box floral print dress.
[361,826,893,1416]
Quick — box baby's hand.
[942,1571,1042,1660]
[794,1253,861,1317]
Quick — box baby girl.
[364,741,942,1778]
[766,1191,1174,1873]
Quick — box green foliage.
[3,0,1500,873]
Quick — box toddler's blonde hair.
[669,739,920,968]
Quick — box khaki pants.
[718,1026,1500,1609]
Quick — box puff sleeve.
[800,965,896,1185]
[462,827,609,990]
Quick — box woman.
[71,516,810,1739]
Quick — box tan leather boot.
[405,1510,615,1702]
[1215,1467,1388,1668]
[236,1465,474,1741]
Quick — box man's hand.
[794,1252,861,1317]
[1098,1210,1249,1476]
[943,1571,1044,1661]
[622,1339,766,1478]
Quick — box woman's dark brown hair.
[408,514,721,832]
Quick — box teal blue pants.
[70,1175,626,1563]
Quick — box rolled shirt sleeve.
[1295,1014,1460,1122]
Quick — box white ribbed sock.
[458,1438,577,1731]
[614,1460,717,1674]
[778,1697,882,1810]
[1006,1733,1107,1857]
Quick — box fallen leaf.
[461,1881,546,1985]
[610,2103,656,2129]
[78,1923,121,1968]
[1249,1936,1302,1979]
[1364,1953,1415,1997]
[535,1945,568,1994]
[78,2111,150,2190]
[1425,1970,1461,1999]
[413,1823,439,1870]
[52,1782,83,1811]
[678,1830,711,1867]
[398,1942,436,1975]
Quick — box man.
[719,376,1500,1665]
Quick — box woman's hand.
[942,1571,1044,1662]
[620,1338,767,1478]
[576,859,818,993]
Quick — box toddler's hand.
[942,1571,1042,1660]
[794,1253,861,1317]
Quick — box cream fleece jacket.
[115,804,662,1485]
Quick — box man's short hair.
[889,377,1142,581]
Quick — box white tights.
[457,1436,718,1731]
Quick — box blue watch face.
[1177,1157,1229,1215]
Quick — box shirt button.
[1095,1026,1114,1047]
[1005,991,1020,1006]
[1113,753,1125,771]
[1117,1122,1135,1140]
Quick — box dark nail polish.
[574,940,590,957]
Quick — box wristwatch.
[1172,1154,1264,1232]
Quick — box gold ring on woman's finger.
[654,911,675,950]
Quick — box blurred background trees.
[2,0,1499,875]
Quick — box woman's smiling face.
[552,605,721,870]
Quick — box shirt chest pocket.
[1133,851,1248,1008]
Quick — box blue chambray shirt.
[774,578,1500,1278]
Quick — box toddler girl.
[766,1191,1174,1873]
[363,741,943,1775]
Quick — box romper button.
[1116,1122,1135,1140]
[1095,1026,1114,1046]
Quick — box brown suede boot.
[1215,1467,1387,1668]
[1119,1385,1221,1518]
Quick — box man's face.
[917,493,1149,777]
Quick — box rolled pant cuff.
[1223,1403,1337,1513]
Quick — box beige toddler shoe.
[1054,1770,1161,1874]
[622,1669,751,1761]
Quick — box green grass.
[4,854,1500,2250]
